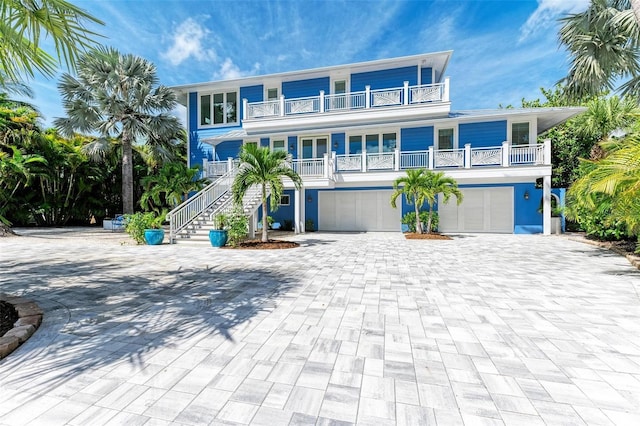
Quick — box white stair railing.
[167,168,236,243]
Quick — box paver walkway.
[1,229,640,425]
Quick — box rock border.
[0,294,43,359]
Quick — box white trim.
[279,194,291,206]
[345,128,400,154]
[243,139,259,147]
[270,137,287,153]
[299,135,330,158]
[507,116,537,146]
[330,76,349,94]
[434,124,458,150]
[198,89,239,128]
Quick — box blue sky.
[25,0,590,127]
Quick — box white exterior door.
[438,187,513,233]
[319,190,400,231]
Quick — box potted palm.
[209,213,228,247]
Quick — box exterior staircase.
[167,168,265,244]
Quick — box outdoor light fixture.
[524,191,529,200]
[307,195,312,202]
[290,144,295,150]
[333,142,339,148]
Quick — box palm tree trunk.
[426,207,433,234]
[122,131,134,214]
[262,184,268,242]
[414,198,423,234]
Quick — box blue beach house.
[168,51,583,242]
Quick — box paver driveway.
[1,230,640,425]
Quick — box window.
[272,139,286,153]
[334,80,346,94]
[437,128,454,150]
[512,122,530,146]
[244,141,258,149]
[279,194,290,206]
[200,91,237,126]
[348,132,398,153]
[300,136,329,158]
[267,88,279,100]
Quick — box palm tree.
[54,47,183,214]
[140,162,207,213]
[559,0,640,99]
[232,144,302,242]
[390,169,463,234]
[0,0,103,86]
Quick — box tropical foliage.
[55,46,183,214]
[0,0,103,86]
[140,162,207,213]
[390,169,462,234]
[402,211,439,233]
[232,144,302,242]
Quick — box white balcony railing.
[202,142,550,180]
[244,81,448,120]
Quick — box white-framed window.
[434,126,457,150]
[271,138,286,153]
[200,91,238,126]
[510,120,533,146]
[300,136,329,159]
[267,87,279,100]
[347,131,398,154]
[243,140,258,149]
[279,194,290,206]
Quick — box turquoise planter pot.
[209,230,228,247]
[144,229,165,245]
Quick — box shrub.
[282,219,294,231]
[305,218,315,232]
[402,211,439,233]
[124,212,164,244]
[227,205,248,247]
[571,203,628,241]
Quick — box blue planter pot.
[209,229,228,247]
[144,229,165,245]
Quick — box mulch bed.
[0,300,18,336]
[404,232,452,240]
[223,239,300,249]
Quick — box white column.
[331,151,336,179]
[295,187,306,234]
[319,90,325,113]
[502,141,510,167]
[248,211,255,239]
[543,175,551,236]
[403,81,409,105]
[365,85,371,109]
[242,98,248,120]
[428,146,434,169]
[203,158,208,178]
[443,77,450,102]
[227,157,234,173]
[361,151,367,172]
[323,153,329,178]
[279,95,285,116]
[543,138,551,165]
[464,144,471,169]
[394,149,400,171]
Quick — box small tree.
[390,169,462,234]
[232,144,302,242]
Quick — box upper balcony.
[241,79,451,133]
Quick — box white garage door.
[319,190,400,231]
[438,187,513,233]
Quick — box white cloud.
[213,58,261,80]
[519,0,590,42]
[162,18,216,66]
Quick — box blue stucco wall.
[351,66,418,91]
[459,121,507,148]
[331,133,345,156]
[288,136,298,158]
[401,126,434,151]
[263,190,296,227]
[305,189,319,231]
[420,67,433,85]
[188,92,213,168]
[239,84,263,122]
[282,77,330,98]
[260,137,270,148]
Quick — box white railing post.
[543,139,551,165]
[464,144,471,169]
[543,175,551,235]
[227,157,234,173]
[331,151,336,178]
[203,158,208,177]
[279,95,285,117]
[242,98,248,120]
[394,149,400,171]
[361,151,367,172]
[443,77,450,102]
[403,81,409,105]
[428,146,434,169]
[323,153,329,178]
[365,86,371,109]
[502,141,510,167]
[319,90,325,113]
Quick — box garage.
[438,187,513,233]
[318,190,401,231]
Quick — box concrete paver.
[1,229,640,425]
